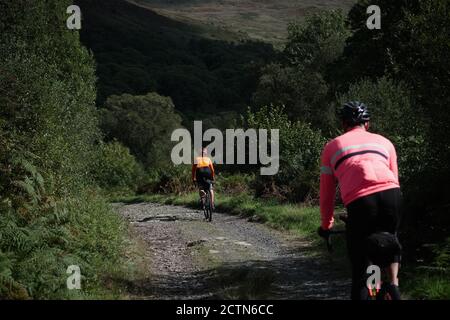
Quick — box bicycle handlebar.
[322,213,347,252]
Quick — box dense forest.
[0,0,449,299]
[0,0,127,298]
[76,0,276,124]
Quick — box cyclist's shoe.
[387,284,401,300]
[377,283,401,300]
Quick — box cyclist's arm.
[192,164,197,181]
[389,143,399,183]
[319,145,336,230]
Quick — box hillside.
[129,0,357,45]
[76,0,276,122]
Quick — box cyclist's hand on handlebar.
[317,227,331,239]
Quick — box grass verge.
[402,268,450,300]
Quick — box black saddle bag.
[366,232,402,268]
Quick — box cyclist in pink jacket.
[318,101,402,300]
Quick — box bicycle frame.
[200,188,213,222]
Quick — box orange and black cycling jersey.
[192,157,215,181]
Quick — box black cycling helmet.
[340,101,370,126]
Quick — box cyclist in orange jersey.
[192,147,215,209]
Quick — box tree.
[253,63,332,131]
[284,9,351,72]
[392,0,450,176]
[246,105,325,202]
[253,10,350,134]
[0,0,100,193]
[335,0,420,88]
[100,92,183,168]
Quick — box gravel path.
[116,202,350,300]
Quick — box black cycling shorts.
[346,187,402,265]
[196,167,213,191]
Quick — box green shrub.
[285,9,351,71]
[99,92,183,168]
[254,10,350,133]
[246,105,326,202]
[215,174,255,195]
[137,165,195,195]
[0,157,127,299]
[94,141,144,190]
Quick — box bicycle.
[199,179,214,222]
[322,214,402,300]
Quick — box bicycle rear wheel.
[205,191,212,222]
[200,193,208,220]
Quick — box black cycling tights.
[345,187,402,300]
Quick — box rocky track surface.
[116,202,350,299]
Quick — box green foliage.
[0,153,127,298]
[340,0,449,182]
[215,174,255,195]
[253,63,333,131]
[94,141,144,190]
[285,9,351,72]
[0,0,129,298]
[137,165,195,195]
[339,77,427,184]
[100,92,183,168]
[408,275,450,300]
[136,167,254,197]
[0,0,100,195]
[404,237,450,300]
[434,238,450,270]
[246,106,325,202]
[392,0,450,182]
[254,10,350,133]
[336,0,420,86]
[338,0,450,255]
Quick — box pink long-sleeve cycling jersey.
[320,127,400,230]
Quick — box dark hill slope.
[76,0,276,119]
